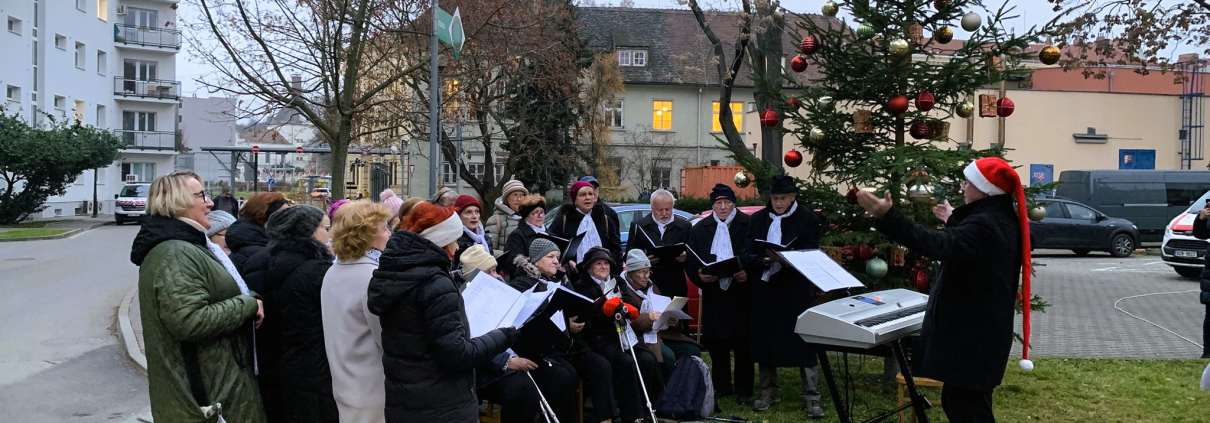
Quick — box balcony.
[114,24,181,51]
[114,77,181,102]
[114,129,177,151]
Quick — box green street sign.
[436,7,465,58]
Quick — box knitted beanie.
[454,195,482,214]
[501,179,529,202]
[569,181,594,200]
[624,248,651,279]
[381,189,404,215]
[328,199,350,220]
[709,183,737,204]
[459,244,497,275]
[266,204,325,243]
[206,210,237,238]
[528,238,559,264]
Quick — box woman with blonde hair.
[322,201,395,423]
[130,170,265,423]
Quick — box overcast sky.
[173,0,1073,97]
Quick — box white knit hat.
[420,213,464,248]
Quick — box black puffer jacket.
[227,219,268,271]
[265,237,337,422]
[1191,216,1210,304]
[368,230,516,423]
[501,223,542,277]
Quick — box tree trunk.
[753,1,786,171]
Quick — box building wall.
[179,96,239,184]
[1029,67,1193,96]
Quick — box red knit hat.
[963,157,1034,372]
[401,203,463,252]
[454,195,481,214]
[569,181,594,200]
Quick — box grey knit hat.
[528,238,560,264]
[266,204,325,242]
[206,210,237,238]
[624,249,651,278]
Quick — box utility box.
[679,166,757,199]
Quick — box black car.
[1030,196,1140,257]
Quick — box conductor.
[855,157,1033,423]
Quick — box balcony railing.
[114,24,182,50]
[114,77,181,100]
[114,129,176,151]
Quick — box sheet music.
[551,310,566,331]
[646,295,692,344]
[463,272,531,338]
[511,288,556,328]
[777,249,866,292]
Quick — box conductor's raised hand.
[856,189,893,219]
[933,199,954,222]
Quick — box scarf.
[598,275,638,350]
[762,201,798,282]
[463,223,491,254]
[710,210,737,290]
[365,248,382,263]
[528,222,546,234]
[654,215,673,237]
[575,207,603,262]
[207,240,251,296]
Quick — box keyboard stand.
[811,339,931,423]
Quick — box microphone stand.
[615,311,658,423]
[525,370,560,423]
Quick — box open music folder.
[535,232,587,263]
[636,226,687,261]
[685,246,742,276]
[775,249,866,292]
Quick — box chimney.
[291,75,302,91]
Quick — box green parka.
[131,215,265,423]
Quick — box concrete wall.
[179,96,239,184]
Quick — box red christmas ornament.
[886,95,910,116]
[800,35,820,55]
[855,245,874,261]
[760,108,779,127]
[912,269,930,291]
[790,55,808,73]
[910,120,930,139]
[845,187,859,205]
[784,150,803,167]
[914,91,935,112]
[787,96,801,109]
[997,97,1015,117]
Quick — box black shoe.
[1201,352,1210,359]
[737,395,753,405]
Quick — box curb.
[118,286,147,374]
[0,228,80,242]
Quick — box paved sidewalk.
[0,215,117,241]
[118,288,153,423]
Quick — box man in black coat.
[857,157,1034,423]
[1189,202,1210,358]
[549,181,622,272]
[686,183,755,405]
[744,175,823,416]
[626,189,692,298]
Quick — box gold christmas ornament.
[934,26,954,44]
[908,184,933,204]
[1039,45,1061,65]
[961,12,982,32]
[734,171,752,188]
[956,101,975,118]
[809,127,826,142]
[888,38,910,56]
[1028,205,1047,222]
[857,23,876,38]
[821,0,839,17]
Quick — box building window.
[122,111,156,131]
[387,161,398,185]
[77,0,86,11]
[711,101,743,132]
[6,85,19,102]
[605,156,623,181]
[632,50,647,67]
[122,162,156,183]
[97,50,107,75]
[604,99,623,128]
[54,34,66,49]
[651,159,672,189]
[7,16,20,34]
[618,50,631,67]
[494,156,507,181]
[53,95,66,111]
[442,79,463,121]
[75,42,86,69]
[652,100,672,131]
[123,59,157,81]
[468,153,486,181]
[73,100,85,123]
[441,162,456,185]
[96,105,106,127]
[125,7,157,28]
[97,0,107,21]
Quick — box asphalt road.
[0,225,149,422]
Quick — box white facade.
[0,0,179,218]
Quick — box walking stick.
[615,313,658,423]
[525,370,560,423]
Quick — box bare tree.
[1052,0,1210,77]
[613,126,684,198]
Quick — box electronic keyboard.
[795,289,929,349]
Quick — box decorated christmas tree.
[744,0,1055,314]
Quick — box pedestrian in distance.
[367,202,519,423]
[321,201,395,423]
[1188,201,1210,358]
[207,210,237,256]
[130,171,265,423]
[856,157,1034,423]
[213,187,240,216]
[262,204,339,422]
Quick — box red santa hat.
[963,157,1035,372]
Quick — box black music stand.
[810,338,931,423]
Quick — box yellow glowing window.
[712,102,743,132]
[652,101,672,130]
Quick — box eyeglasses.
[213,230,227,237]
[192,191,207,199]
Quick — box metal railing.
[113,77,181,100]
[114,24,182,49]
[113,129,176,150]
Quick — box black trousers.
[1203,304,1210,357]
[482,356,580,423]
[594,343,663,421]
[702,336,754,398]
[565,350,617,421]
[941,386,995,423]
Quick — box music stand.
[809,338,931,423]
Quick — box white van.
[114,183,151,225]
[1161,189,1210,278]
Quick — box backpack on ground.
[654,355,714,420]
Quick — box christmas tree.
[745,0,1055,314]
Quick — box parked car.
[1161,189,1210,278]
[114,184,151,225]
[1056,170,1210,242]
[544,203,694,250]
[311,187,331,198]
[1029,196,1139,257]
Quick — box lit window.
[74,100,85,123]
[652,101,672,131]
[97,0,107,21]
[604,99,623,128]
[711,102,744,132]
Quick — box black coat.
[367,230,515,423]
[242,242,281,422]
[875,195,1021,391]
[626,215,693,298]
[572,272,643,352]
[501,223,543,278]
[264,237,337,422]
[549,203,622,272]
[227,219,268,271]
[744,204,821,367]
[685,212,752,340]
[1191,216,1210,304]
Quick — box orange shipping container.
[679,166,757,199]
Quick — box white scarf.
[528,222,546,234]
[575,208,603,262]
[710,210,736,290]
[463,223,491,254]
[761,201,798,282]
[654,215,673,237]
[598,275,639,350]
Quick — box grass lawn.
[0,228,71,239]
[0,220,66,229]
[702,355,1209,423]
